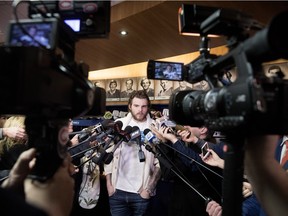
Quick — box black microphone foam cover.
[114,121,123,131]
[124,125,132,133]
[101,119,115,129]
[132,126,140,132]
[143,128,150,135]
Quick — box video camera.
[0,1,110,181]
[147,4,288,135]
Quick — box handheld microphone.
[144,128,161,145]
[77,123,105,142]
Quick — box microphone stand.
[144,143,210,202]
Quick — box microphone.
[76,122,105,142]
[75,124,131,166]
[131,126,145,162]
[102,119,123,132]
[144,128,161,145]
[69,121,118,159]
[103,125,132,164]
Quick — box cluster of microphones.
[68,119,161,167]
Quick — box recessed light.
[119,30,128,36]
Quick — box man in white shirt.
[104,90,161,216]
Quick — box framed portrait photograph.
[138,77,155,99]
[154,79,174,100]
[106,79,121,101]
[92,80,106,89]
[173,81,193,92]
[120,78,137,101]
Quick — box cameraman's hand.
[1,148,36,192]
[24,155,75,216]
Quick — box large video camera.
[147,4,288,135]
[0,1,110,181]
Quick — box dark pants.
[109,189,150,216]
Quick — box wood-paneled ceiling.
[1,1,288,72]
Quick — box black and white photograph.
[154,79,174,100]
[138,77,155,99]
[92,80,106,89]
[106,79,121,101]
[173,81,193,92]
[120,78,137,101]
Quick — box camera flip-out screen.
[147,60,184,81]
[6,18,58,49]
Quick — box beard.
[131,110,147,122]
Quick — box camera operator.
[1,147,75,216]
[151,124,224,216]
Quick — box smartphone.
[147,59,185,81]
[201,142,210,159]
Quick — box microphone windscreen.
[124,125,132,133]
[101,119,115,129]
[143,128,150,135]
[114,121,123,131]
[132,126,140,132]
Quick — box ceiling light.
[119,30,128,36]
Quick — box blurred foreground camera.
[0,1,110,181]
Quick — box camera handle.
[221,135,245,216]
[25,116,68,182]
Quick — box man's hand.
[24,155,75,216]
[206,200,222,216]
[1,148,36,192]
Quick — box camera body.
[147,4,288,135]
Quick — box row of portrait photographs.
[92,77,210,101]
